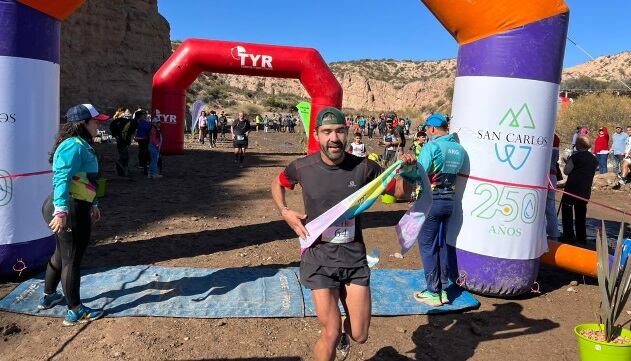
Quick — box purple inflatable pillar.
[0,0,61,279]
[446,14,569,296]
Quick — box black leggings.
[137,138,149,169]
[42,196,92,308]
[561,195,587,243]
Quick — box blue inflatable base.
[0,266,479,318]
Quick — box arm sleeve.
[417,143,434,175]
[563,158,574,175]
[52,141,82,214]
[365,159,382,182]
[279,161,299,190]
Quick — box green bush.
[263,94,303,111]
[562,76,610,90]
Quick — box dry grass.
[556,93,631,144]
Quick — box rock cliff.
[60,0,171,113]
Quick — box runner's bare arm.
[271,177,309,239]
[385,153,416,198]
[383,176,415,199]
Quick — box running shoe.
[63,305,103,326]
[37,292,64,310]
[617,174,626,185]
[413,290,443,307]
[336,332,350,361]
[440,290,450,305]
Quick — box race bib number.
[322,219,356,244]
[236,135,245,141]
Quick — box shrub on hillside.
[242,103,263,115]
[561,76,610,90]
[263,95,303,111]
[561,76,631,91]
[556,93,631,146]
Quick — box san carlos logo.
[475,103,548,171]
[0,111,16,124]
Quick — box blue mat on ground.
[0,266,479,318]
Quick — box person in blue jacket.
[134,109,151,175]
[399,113,466,307]
[39,104,109,326]
[207,110,219,148]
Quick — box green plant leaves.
[595,221,631,342]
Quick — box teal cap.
[424,113,448,127]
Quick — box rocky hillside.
[60,0,171,113]
[563,52,631,81]
[188,57,457,115]
[189,49,631,114]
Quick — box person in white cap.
[39,104,109,326]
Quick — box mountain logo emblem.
[499,103,535,129]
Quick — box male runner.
[231,112,250,168]
[271,107,382,361]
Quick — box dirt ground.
[1,129,630,361]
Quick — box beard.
[320,140,346,163]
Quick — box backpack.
[121,118,138,143]
[150,124,162,147]
[396,126,406,147]
[109,118,125,138]
[135,120,151,140]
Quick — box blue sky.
[158,0,629,67]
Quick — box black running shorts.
[300,262,370,289]
[233,140,248,149]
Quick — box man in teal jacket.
[400,113,466,307]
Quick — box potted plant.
[575,221,631,360]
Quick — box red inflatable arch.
[151,39,343,154]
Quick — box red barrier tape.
[458,173,628,218]
[546,174,628,217]
[458,173,548,190]
[0,170,52,180]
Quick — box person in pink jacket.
[148,117,163,179]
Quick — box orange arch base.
[541,240,599,278]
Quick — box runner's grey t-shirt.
[281,153,381,267]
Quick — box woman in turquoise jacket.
[39,104,108,326]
